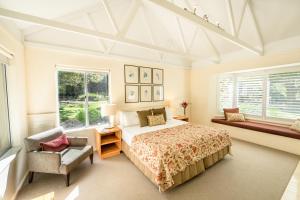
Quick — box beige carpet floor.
[17,140,299,200]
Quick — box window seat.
[211,118,300,140]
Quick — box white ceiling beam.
[247,0,264,52]
[141,5,156,46]
[118,0,141,37]
[148,0,263,56]
[25,41,190,68]
[175,18,187,52]
[225,0,236,36]
[237,0,248,36]
[188,27,198,50]
[202,30,221,63]
[22,4,100,37]
[171,0,187,52]
[101,0,119,34]
[0,7,198,59]
[182,0,220,62]
[86,13,107,52]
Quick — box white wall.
[25,46,191,138]
[0,22,28,200]
[190,49,300,155]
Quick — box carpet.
[17,139,299,200]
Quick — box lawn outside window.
[57,68,110,130]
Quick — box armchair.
[24,127,93,186]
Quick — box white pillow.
[290,119,300,132]
[119,111,140,127]
[165,108,173,121]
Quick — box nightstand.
[95,127,122,159]
[173,115,189,122]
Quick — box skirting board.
[11,170,29,200]
[211,122,300,155]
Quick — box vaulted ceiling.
[0,0,300,67]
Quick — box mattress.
[120,119,187,146]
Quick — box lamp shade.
[101,104,117,117]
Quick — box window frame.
[217,64,300,124]
[56,66,111,130]
[0,63,12,157]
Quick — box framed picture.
[152,68,163,84]
[139,67,152,84]
[153,85,164,101]
[124,65,139,84]
[140,85,152,102]
[125,85,139,103]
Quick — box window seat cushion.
[211,118,300,140]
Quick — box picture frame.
[124,65,139,84]
[125,85,139,103]
[153,85,164,101]
[140,85,152,102]
[152,68,163,84]
[139,67,152,84]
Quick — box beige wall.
[190,49,300,154]
[25,46,190,135]
[0,23,28,200]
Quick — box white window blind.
[267,71,300,120]
[217,65,300,121]
[218,76,234,112]
[237,75,264,116]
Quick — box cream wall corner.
[0,22,28,200]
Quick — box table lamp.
[101,104,117,128]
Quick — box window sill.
[211,118,300,140]
[0,146,21,174]
[64,125,103,134]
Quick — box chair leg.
[65,173,70,187]
[28,171,34,184]
[89,153,93,165]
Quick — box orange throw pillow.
[223,108,239,120]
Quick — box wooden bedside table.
[95,127,122,159]
[173,115,189,122]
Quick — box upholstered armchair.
[24,127,93,186]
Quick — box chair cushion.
[25,127,64,152]
[60,145,93,174]
[40,134,69,152]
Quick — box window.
[0,63,11,157]
[267,71,300,119]
[218,65,300,121]
[57,69,109,129]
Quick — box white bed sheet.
[121,119,187,146]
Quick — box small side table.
[95,127,122,159]
[173,115,189,122]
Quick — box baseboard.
[11,170,29,200]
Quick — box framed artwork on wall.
[152,68,163,84]
[153,85,164,101]
[140,85,152,102]
[139,67,152,84]
[125,85,139,103]
[124,65,139,84]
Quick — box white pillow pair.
[120,108,173,127]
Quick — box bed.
[120,111,231,192]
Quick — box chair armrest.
[67,136,88,146]
[28,151,61,174]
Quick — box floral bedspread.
[130,123,231,191]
